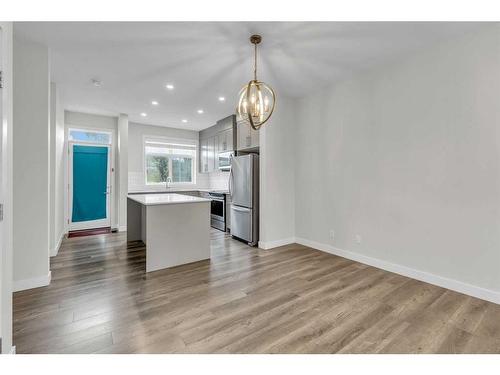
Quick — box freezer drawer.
[230,205,252,243]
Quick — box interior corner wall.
[1,21,14,354]
[49,82,65,257]
[64,111,119,230]
[13,35,51,291]
[49,83,56,254]
[118,114,128,231]
[259,96,296,249]
[293,25,500,302]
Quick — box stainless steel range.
[209,192,226,231]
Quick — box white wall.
[293,25,500,302]
[65,111,119,229]
[128,122,209,192]
[259,96,296,249]
[117,114,128,231]
[49,83,56,254]
[1,21,14,354]
[12,35,51,291]
[55,86,65,251]
[49,83,65,256]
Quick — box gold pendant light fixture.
[236,34,276,131]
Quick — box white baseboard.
[118,225,127,232]
[50,231,65,257]
[259,237,296,250]
[295,237,500,305]
[13,271,52,292]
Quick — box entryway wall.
[12,32,51,293]
[49,82,65,257]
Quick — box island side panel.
[141,205,147,244]
[145,201,210,272]
[127,198,143,242]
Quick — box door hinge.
[0,71,3,89]
[0,203,3,222]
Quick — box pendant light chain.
[254,42,258,81]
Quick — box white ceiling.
[15,22,484,130]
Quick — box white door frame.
[68,142,112,231]
[0,22,14,354]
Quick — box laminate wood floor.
[13,230,500,353]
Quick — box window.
[69,129,112,144]
[144,138,196,185]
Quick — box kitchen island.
[127,193,211,272]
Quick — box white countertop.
[127,193,211,206]
[128,188,230,195]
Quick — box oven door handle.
[210,198,225,202]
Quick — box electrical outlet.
[355,234,362,244]
[329,230,335,241]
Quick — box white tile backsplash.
[208,171,230,191]
[128,170,227,192]
[128,171,211,192]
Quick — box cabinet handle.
[223,142,226,150]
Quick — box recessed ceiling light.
[182,119,188,123]
[140,113,147,117]
[166,84,174,90]
[151,100,159,106]
[197,109,204,114]
[218,96,225,102]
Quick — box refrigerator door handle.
[231,205,250,212]
[229,155,234,198]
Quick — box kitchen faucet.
[166,176,172,189]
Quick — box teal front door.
[70,144,111,230]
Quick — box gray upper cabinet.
[199,135,216,173]
[237,118,259,151]
[199,115,236,174]
[207,136,216,172]
[200,138,209,173]
[217,115,236,132]
[217,128,233,153]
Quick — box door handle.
[229,156,233,198]
[232,206,250,213]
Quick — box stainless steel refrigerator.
[229,154,259,246]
